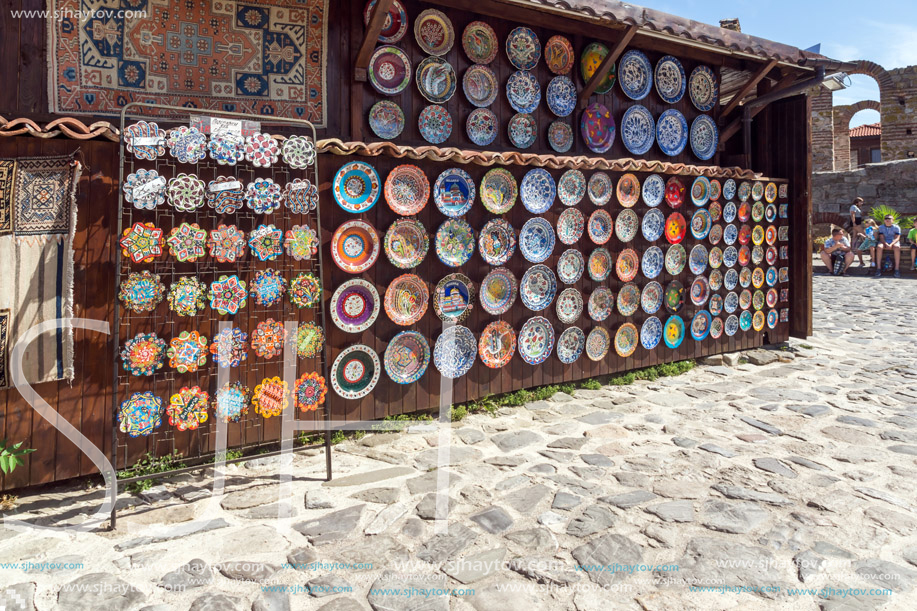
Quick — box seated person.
[856,218,878,267]
[875,215,902,278]
[908,218,917,270]
[820,228,854,275]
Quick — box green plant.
[800,343,814,350]
[330,430,347,444]
[450,404,468,421]
[868,205,914,229]
[214,449,243,462]
[0,440,35,475]
[117,451,185,495]
[580,379,602,390]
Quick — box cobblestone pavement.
[2,274,916,611]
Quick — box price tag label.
[132,176,167,199]
[132,137,162,146]
[210,118,243,137]
[190,116,261,136]
[209,180,243,193]
[289,181,312,191]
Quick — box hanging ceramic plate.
[753,289,766,311]
[332,345,381,399]
[642,174,665,207]
[751,201,765,223]
[689,65,718,111]
[723,201,737,223]
[580,42,616,94]
[556,288,583,324]
[588,209,614,245]
[765,267,778,287]
[478,218,516,265]
[364,0,407,43]
[557,208,585,245]
[664,280,685,313]
[642,208,665,242]
[466,108,498,146]
[480,168,518,214]
[415,8,454,55]
[368,101,405,140]
[617,282,640,316]
[778,183,788,199]
[416,56,456,103]
[434,273,475,323]
[519,217,555,263]
[332,220,380,273]
[546,76,576,117]
[665,212,687,244]
[616,248,640,282]
[434,168,475,217]
[723,224,738,246]
[385,331,430,384]
[558,248,585,284]
[723,179,737,201]
[740,269,752,289]
[616,173,640,208]
[767,309,778,329]
[620,105,655,156]
[691,176,710,206]
[479,321,515,368]
[665,176,685,208]
[370,46,412,95]
[418,105,452,144]
[508,113,537,149]
[738,246,751,267]
[738,224,752,246]
[739,310,753,331]
[586,327,611,361]
[480,267,517,315]
[751,244,764,265]
[588,287,614,322]
[709,316,724,339]
[766,246,778,266]
[690,276,709,307]
[654,55,686,103]
[506,26,541,70]
[751,182,765,202]
[656,109,688,156]
[588,248,612,281]
[507,70,541,113]
[666,243,686,275]
[581,102,615,154]
[548,121,574,153]
[709,292,723,315]
[435,218,475,267]
[709,201,723,222]
[588,172,613,206]
[709,246,723,269]
[751,225,765,246]
[521,265,557,311]
[618,50,653,100]
[709,179,722,202]
[462,21,498,64]
[557,327,586,364]
[738,181,752,202]
[614,323,639,358]
[118,392,162,438]
[641,316,663,349]
[724,267,739,290]
[615,209,639,243]
[765,204,777,223]
[725,314,739,336]
[724,291,739,313]
[709,224,723,245]
[690,115,718,161]
[545,35,574,74]
[664,315,685,348]
[463,64,498,107]
[691,208,712,239]
[689,244,708,275]
[691,310,712,340]
[764,182,777,203]
[518,316,555,365]
[642,246,664,279]
[331,279,380,333]
[385,218,429,269]
[766,225,778,245]
[384,164,429,215]
[558,169,587,206]
[642,281,664,314]
[434,326,476,379]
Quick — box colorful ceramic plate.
[709,247,723,269]
[666,212,687,244]
[689,244,708,275]
[654,55,686,103]
[479,321,515,369]
[521,168,556,214]
[167,276,205,316]
[618,49,652,100]
[615,209,639,242]
[507,70,541,113]
[691,208,712,239]
[614,323,639,357]
[588,172,613,206]
[664,280,685,313]
[385,274,429,325]
[616,248,640,282]
[588,248,612,281]
[556,287,583,324]
[334,161,381,213]
[615,173,640,208]
[642,281,664,314]
[463,64,498,107]
[418,105,452,144]
[767,309,778,329]
[588,209,614,244]
[620,105,655,156]
[478,218,516,265]
[434,168,475,217]
[580,42,616,94]
[766,246,778,266]
[545,35,574,74]
[665,243,686,275]
[518,316,555,365]
[690,115,718,161]
[765,182,777,203]
[519,217,555,263]
[506,26,541,70]
[689,65,718,112]
[284,179,319,214]
[753,310,765,331]
[168,331,208,373]
[664,315,685,348]
[691,176,710,206]
[332,220,380,273]
[751,201,765,223]
[709,292,723,315]
[435,273,475,323]
[740,310,753,331]
[434,325,476,378]
[586,327,611,361]
[690,276,709,307]
[642,174,665,207]
[417,56,457,103]
[520,264,557,311]
[665,176,685,208]
[209,275,247,315]
[118,392,162,438]
[481,168,517,214]
[557,208,585,245]
[364,0,408,43]
[588,287,614,322]
[248,224,283,261]
[249,268,286,307]
[765,203,777,223]
[752,182,765,202]
[691,310,712,340]
[738,181,752,202]
[384,164,429,215]
[331,279,380,333]
[642,246,664,279]
[480,267,517,315]
[508,112,537,149]
[385,331,430,384]
[385,218,429,269]
[121,332,167,376]
[435,218,475,267]
[656,109,688,156]
[766,225,778,245]
[641,316,663,349]
[739,224,752,246]
[557,327,586,364]
[708,224,723,245]
[415,8,454,55]
[467,108,498,146]
[581,102,615,153]
[558,169,586,206]
[124,121,166,160]
[332,345,381,399]
[548,120,574,153]
[167,173,205,211]
[617,283,640,316]
[558,248,585,284]
[370,46,412,95]
[462,21,498,64]
[119,271,165,313]
[709,317,724,339]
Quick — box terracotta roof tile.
[849,123,881,138]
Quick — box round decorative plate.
[666,244,686,275]
[481,168,518,214]
[558,248,585,284]
[752,225,765,246]
[586,327,611,361]
[616,248,640,282]
[709,180,722,202]
[506,26,541,70]
[548,121,573,153]
[480,267,517,315]
[724,291,738,313]
[690,276,709,307]
[723,224,738,245]
[384,164,429,215]
[368,101,405,140]
[546,76,576,117]
[738,181,752,202]
[641,317,663,349]
[466,108,498,146]
[520,265,557,311]
[434,273,475,323]
[665,176,685,208]
[751,244,764,265]
[545,35,574,74]
[753,289,766,311]
[415,8,454,55]
[518,316,555,365]
[642,281,663,314]
[588,248,612,281]
[418,105,453,144]
[557,327,586,364]
[580,42,616,94]
[691,310,712,340]
[666,212,687,244]
[690,115,718,161]
[385,274,429,326]
[709,246,723,269]
[479,321,516,368]
[417,56,457,103]
[709,317,724,339]
[752,182,764,202]
[124,121,166,160]
[664,280,685,313]
[689,244,708,275]
[642,246,664,279]
[588,287,614,322]
[766,267,778,287]
[332,220,380,273]
[332,345,381,399]
[723,201,737,223]
[724,268,738,290]
[766,246,778,266]
[120,271,165,313]
[385,218,429,269]
[751,201,765,223]
[656,109,688,156]
[558,169,586,206]
[709,292,723,315]
[618,49,652,100]
[118,392,162,438]
[691,176,710,206]
[167,276,205,316]
[556,288,583,324]
[124,169,166,209]
[724,314,739,336]
[614,323,639,357]
[435,218,475,267]
[434,168,475,217]
[557,208,585,245]
[519,168,556,214]
[709,201,723,222]
[689,65,718,111]
[519,217,555,263]
[765,204,777,223]
[767,309,778,329]
[615,209,639,242]
[581,103,615,154]
[333,161,381,213]
[739,224,752,246]
[664,315,685,348]
[244,132,279,167]
[588,209,614,244]
[385,331,430,384]
[708,224,723,245]
[331,279,380,333]
[370,46,412,95]
[249,268,286,306]
[507,70,541,113]
[643,174,665,207]
[364,0,408,43]
[765,182,777,203]
[691,208,712,239]
[463,64,498,107]
[766,225,777,245]
[121,332,166,376]
[641,208,664,242]
[244,177,281,214]
[654,55,686,103]
[617,282,640,316]
[740,310,753,331]
[209,275,247,315]
[508,112,537,149]
[723,179,737,201]
[208,133,244,166]
[434,325,477,378]
[615,173,640,208]
[462,21,498,64]
[167,173,205,211]
[478,218,516,265]
[588,172,613,206]
[620,105,655,156]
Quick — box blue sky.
[645,0,917,127]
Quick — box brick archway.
[833,99,882,170]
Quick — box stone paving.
[2,273,917,610]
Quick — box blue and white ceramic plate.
[520,264,557,311]
[518,316,555,365]
[333,161,381,213]
[556,327,586,364]
[588,287,613,322]
[739,310,753,331]
[723,179,737,201]
[641,281,663,314]
[691,310,712,341]
[548,120,573,153]
[656,109,688,156]
[588,209,614,245]
[689,65,718,112]
[520,168,556,214]
[689,244,708,275]
[507,70,541,113]
[519,217,555,263]
[642,208,665,242]
[618,50,653,100]
[725,314,739,336]
[546,76,576,117]
[723,201,737,223]
[434,168,475,217]
[690,115,718,161]
[641,316,663,349]
[642,245,664,279]
[765,204,777,223]
[724,291,739,313]
[621,105,655,156]
[642,174,665,207]
[723,224,738,246]
[434,325,476,379]
[724,268,739,290]
[654,55,686,103]
[615,209,639,243]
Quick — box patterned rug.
[12,157,77,236]
[47,0,328,126]
[0,309,8,388]
[0,161,12,237]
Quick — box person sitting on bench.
[874,215,902,278]
[821,228,854,276]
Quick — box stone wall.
[882,66,917,161]
[812,89,835,172]
[813,158,917,224]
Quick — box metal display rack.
[112,104,331,527]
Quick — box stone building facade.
[813,158,917,226]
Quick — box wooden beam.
[578,24,639,109]
[720,59,778,118]
[353,0,394,82]
[719,73,797,145]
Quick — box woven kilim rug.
[47,0,328,126]
[0,160,12,237]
